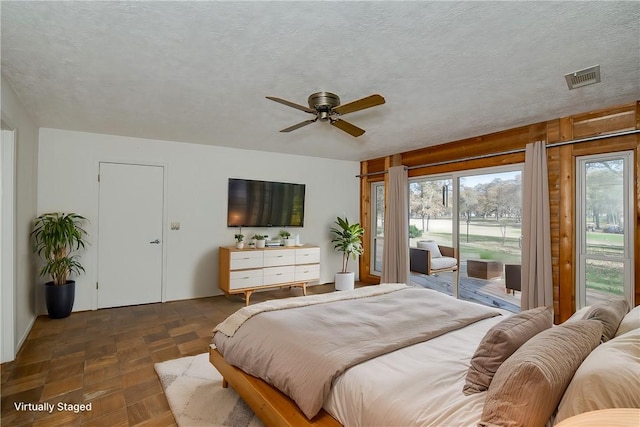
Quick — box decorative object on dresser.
[218,245,320,305]
[252,234,268,249]
[31,212,88,319]
[330,216,364,291]
[279,229,295,247]
[234,231,245,249]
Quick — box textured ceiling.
[1,1,639,161]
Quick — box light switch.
[170,222,180,230]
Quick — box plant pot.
[45,280,75,319]
[284,238,296,247]
[334,272,355,291]
[236,242,244,249]
[255,240,266,249]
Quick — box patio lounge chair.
[410,240,458,276]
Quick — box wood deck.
[411,265,521,313]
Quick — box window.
[371,181,385,275]
[576,152,634,307]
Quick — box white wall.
[1,74,39,362]
[37,128,360,313]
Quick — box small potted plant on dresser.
[234,232,245,249]
[279,230,295,247]
[330,216,364,291]
[31,212,88,319]
[252,234,268,249]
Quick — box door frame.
[95,160,169,309]
[1,125,16,362]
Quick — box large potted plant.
[330,216,364,291]
[31,213,88,319]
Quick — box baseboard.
[14,315,36,359]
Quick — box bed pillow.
[463,306,552,395]
[416,240,442,258]
[615,304,640,337]
[479,320,603,427]
[584,298,629,342]
[555,328,640,423]
[563,305,592,323]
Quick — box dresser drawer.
[263,266,295,285]
[264,249,296,267]
[229,269,263,290]
[294,264,320,282]
[295,247,320,264]
[230,251,263,270]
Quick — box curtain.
[381,166,409,284]
[521,141,553,310]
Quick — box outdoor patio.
[410,262,521,313]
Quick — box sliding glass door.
[457,168,522,311]
[408,177,454,295]
[408,166,522,311]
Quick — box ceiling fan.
[265,91,385,137]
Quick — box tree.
[409,180,448,232]
[459,186,478,242]
[585,161,623,229]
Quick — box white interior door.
[98,162,164,308]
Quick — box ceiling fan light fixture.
[266,91,385,137]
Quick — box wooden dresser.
[218,245,320,305]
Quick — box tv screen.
[227,178,305,227]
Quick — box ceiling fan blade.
[331,119,366,137]
[280,119,317,132]
[266,96,315,114]
[332,94,385,115]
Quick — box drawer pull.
[243,276,250,279]
[277,273,283,276]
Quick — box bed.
[210,284,639,427]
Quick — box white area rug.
[155,353,263,427]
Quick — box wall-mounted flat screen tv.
[227,178,305,227]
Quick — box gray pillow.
[479,320,603,427]
[584,298,630,342]
[416,240,442,258]
[463,306,552,395]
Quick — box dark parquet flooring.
[1,285,335,426]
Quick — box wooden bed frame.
[209,346,341,427]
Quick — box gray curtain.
[381,166,409,284]
[521,141,553,310]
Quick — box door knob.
[150,239,160,244]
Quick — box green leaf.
[31,212,88,285]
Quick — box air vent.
[564,65,601,90]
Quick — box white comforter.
[324,310,512,427]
